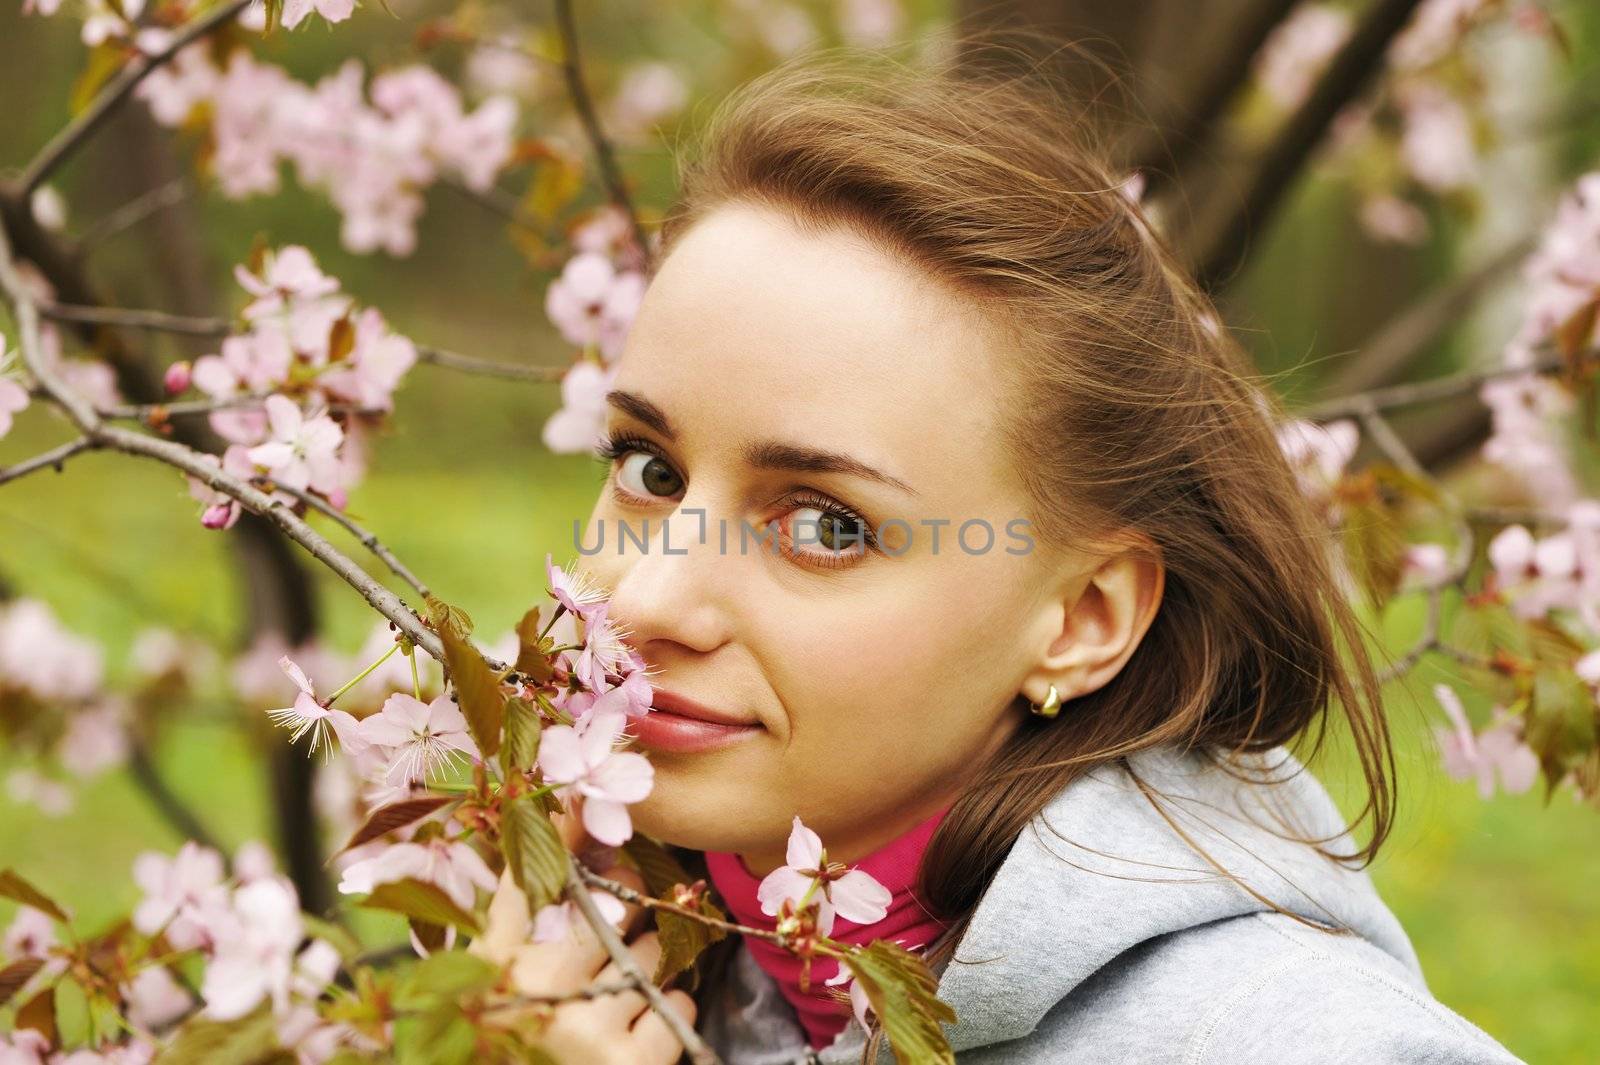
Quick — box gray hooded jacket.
[697,744,1525,1064]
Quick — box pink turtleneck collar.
[703,806,954,1051]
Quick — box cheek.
[773,559,1024,754]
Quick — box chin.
[627,771,766,855]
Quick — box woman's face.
[574,202,1104,873]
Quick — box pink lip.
[628,688,764,753]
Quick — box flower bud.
[164,360,192,395]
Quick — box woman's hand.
[470,797,698,1065]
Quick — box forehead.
[612,202,1019,504]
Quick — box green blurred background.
[2,1,1598,1061]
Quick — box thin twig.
[1356,404,1476,685]
[40,300,230,336]
[1303,344,1595,421]
[126,738,222,851]
[0,216,445,665]
[579,866,785,945]
[37,301,567,383]
[75,177,191,251]
[257,477,432,600]
[565,858,719,1065]
[552,0,653,272]
[414,345,566,382]
[0,437,94,486]
[17,0,253,197]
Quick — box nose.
[595,504,734,658]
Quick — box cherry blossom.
[531,889,629,943]
[544,251,647,362]
[1276,417,1359,521]
[537,710,654,846]
[124,964,193,1030]
[57,701,130,778]
[546,552,609,620]
[359,692,479,784]
[0,598,104,703]
[281,0,356,31]
[336,836,497,911]
[0,374,27,440]
[267,654,365,757]
[824,962,874,1030]
[5,768,73,817]
[132,841,230,951]
[756,816,891,936]
[1432,684,1539,800]
[604,62,689,141]
[3,906,59,964]
[1254,4,1351,111]
[542,359,616,455]
[200,878,308,1020]
[247,396,346,495]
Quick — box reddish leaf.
[0,870,68,922]
[15,985,56,1043]
[0,957,45,1007]
[342,795,457,852]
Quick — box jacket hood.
[920,742,1422,1055]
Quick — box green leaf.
[359,879,481,936]
[343,795,458,852]
[0,957,45,1008]
[301,914,364,963]
[394,951,498,1009]
[501,697,541,777]
[654,898,727,985]
[844,940,958,1065]
[69,44,126,115]
[1339,496,1405,607]
[154,1006,284,1065]
[426,594,476,638]
[0,869,69,922]
[621,836,694,898]
[501,796,568,914]
[394,1007,476,1065]
[431,597,504,759]
[513,606,555,685]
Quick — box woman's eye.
[615,450,683,500]
[787,505,872,562]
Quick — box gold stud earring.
[1030,684,1061,719]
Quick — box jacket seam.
[1182,952,1310,1065]
[1184,912,1500,1063]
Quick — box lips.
[648,688,757,727]
[628,687,764,753]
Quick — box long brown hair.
[654,27,1396,1057]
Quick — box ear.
[1020,534,1165,708]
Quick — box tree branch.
[16,0,253,197]
[126,738,223,851]
[0,437,94,486]
[36,301,568,383]
[565,857,719,1065]
[74,177,191,253]
[1302,343,1593,421]
[552,0,653,272]
[1195,0,1426,292]
[257,477,432,600]
[1134,0,1301,197]
[0,217,446,666]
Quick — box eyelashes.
[594,431,880,568]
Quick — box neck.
[737,786,964,876]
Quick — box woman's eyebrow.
[605,389,919,497]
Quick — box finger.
[554,796,590,852]
[506,867,649,996]
[630,989,698,1064]
[551,931,663,1031]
